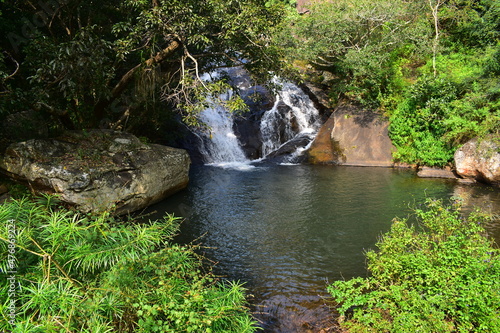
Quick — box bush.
[388,49,500,167]
[329,198,500,332]
[0,196,257,332]
[389,76,458,166]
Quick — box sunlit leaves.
[329,198,500,332]
[0,197,257,332]
[275,0,431,107]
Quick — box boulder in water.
[0,130,191,214]
[264,133,313,163]
[417,166,457,179]
[454,136,500,186]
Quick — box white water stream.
[197,90,249,165]
[195,77,321,165]
[260,81,321,158]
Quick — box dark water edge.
[146,164,500,333]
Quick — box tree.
[428,0,443,77]
[0,0,285,134]
[274,0,431,107]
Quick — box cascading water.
[196,90,250,165]
[260,81,321,160]
[194,72,322,165]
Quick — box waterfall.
[260,81,321,160]
[196,90,250,165]
[193,73,321,165]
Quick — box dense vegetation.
[1,0,499,165]
[275,0,500,166]
[0,0,285,147]
[0,196,257,332]
[329,199,500,332]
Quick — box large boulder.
[263,132,314,163]
[0,130,191,214]
[306,106,394,166]
[454,137,500,186]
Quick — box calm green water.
[149,164,500,332]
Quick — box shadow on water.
[147,164,500,333]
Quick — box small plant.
[0,196,257,332]
[329,198,500,332]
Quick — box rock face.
[264,133,314,163]
[455,137,500,186]
[306,106,394,166]
[0,130,191,214]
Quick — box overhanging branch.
[93,39,181,124]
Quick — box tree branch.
[93,39,181,124]
[2,51,20,80]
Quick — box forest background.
[1,0,498,167]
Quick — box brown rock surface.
[455,136,500,186]
[417,166,457,179]
[306,106,394,166]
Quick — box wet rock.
[264,133,313,163]
[455,136,500,186]
[306,105,394,166]
[303,115,341,164]
[417,166,457,179]
[0,130,190,214]
[457,178,476,185]
[234,110,265,160]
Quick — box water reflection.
[148,165,500,332]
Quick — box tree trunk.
[429,0,441,77]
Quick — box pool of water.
[148,164,500,332]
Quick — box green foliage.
[275,0,431,107]
[274,0,500,167]
[0,197,257,332]
[0,0,285,135]
[389,48,500,166]
[389,76,458,166]
[168,73,250,128]
[329,198,500,332]
[265,0,297,9]
[440,0,500,48]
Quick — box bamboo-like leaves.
[1,196,256,332]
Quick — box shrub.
[389,49,500,167]
[389,76,458,166]
[0,196,257,332]
[329,198,500,332]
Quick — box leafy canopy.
[0,0,285,134]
